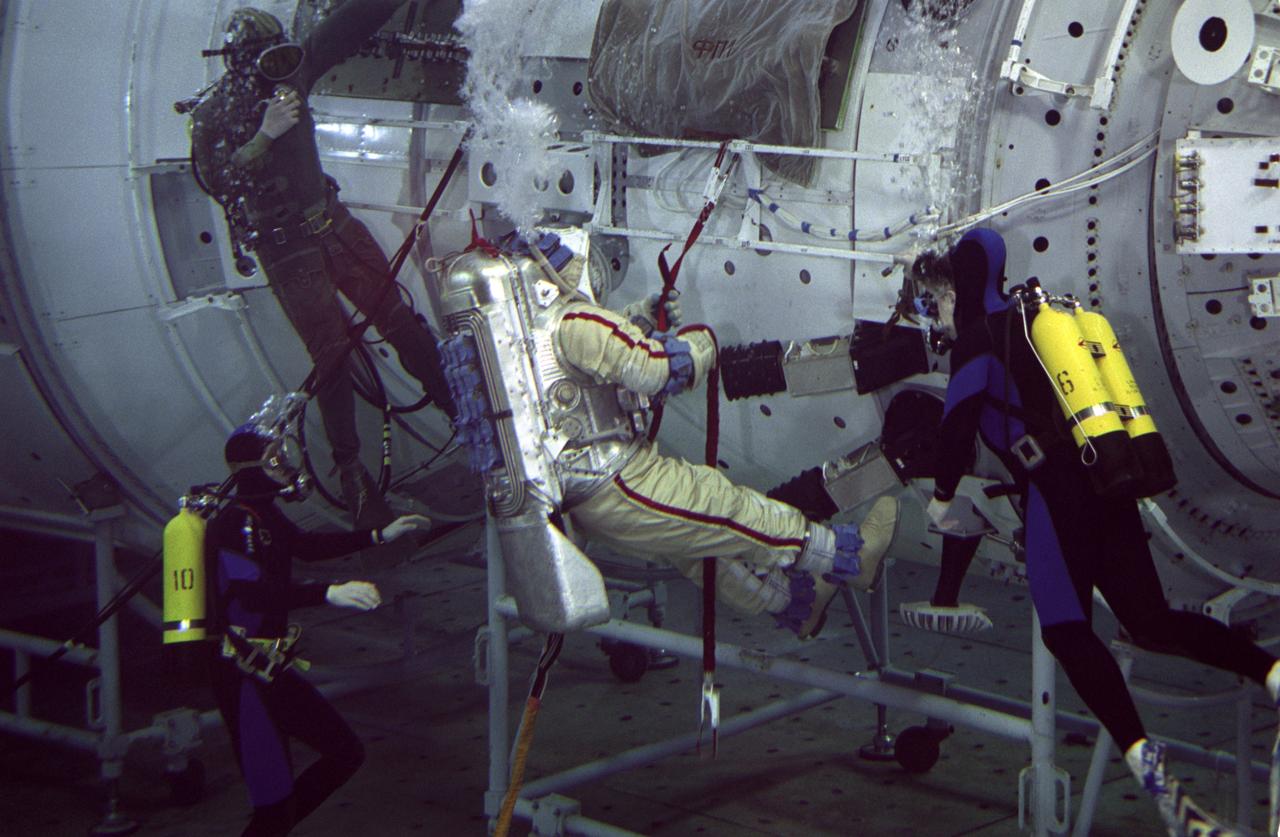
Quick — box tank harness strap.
[221,624,309,683]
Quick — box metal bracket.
[86,677,103,730]
[1201,586,1252,626]
[999,0,1138,110]
[153,708,203,758]
[470,143,595,214]
[1248,277,1280,318]
[529,793,581,837]
[156,292,247,322]
[822,444,901,514]
[1018,764,1071,833]
[1248,45,1280,95]
[473,626,491,686]
[1004,61,1094,100]
[781,336,854,397]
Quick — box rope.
[493,632,564,837]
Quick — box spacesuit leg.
[572,443,818,626]
[327,208,456,418]
[571,442,809,570]
[664,555,791,617]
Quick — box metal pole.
[1235,688,1253,833]
[485,514,511,820]
[93,512,125,784]
[14,651,31,718]
[520,689,840,799]
[91,508,137,836]
[1026,612,1066,835]
[496,598,1033,742]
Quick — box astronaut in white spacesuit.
[428,229,898,637]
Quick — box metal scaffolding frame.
[480,515,1271,837]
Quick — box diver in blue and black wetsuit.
[206,419,429,836]
[918,229,1279,837]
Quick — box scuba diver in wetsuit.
[190,3,455,529]
[920,228,1280,837]
[206,411,429,836]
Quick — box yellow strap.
[494,696,541,837]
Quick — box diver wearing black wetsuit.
[191,2,454,528]
[928,229,1278,833]
[205,420,425,836]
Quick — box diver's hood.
[949,228,1009,329]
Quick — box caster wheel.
[894,726,941,774]
[167,758,205,806]
[606,642,649,683]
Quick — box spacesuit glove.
[623,292,682,337]
[325,580,382,611]
[380,513,431,542]
[926,496,954,529]
[658,331,695,397]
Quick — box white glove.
[379,513,431,542]
[325,580,382,611]
[260,88,302,139]
[926,497,955,529]
[622,292,682,336]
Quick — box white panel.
[5,167,158,319]
[3,0,133,169]
[1016,2,1114,90]
[524,0,606,59]
[853,71,963,322]
[130,0,226,164]
[1175,136,1280,254]
[0,355,99,514]
[46,307,236,499]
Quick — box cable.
[933,131,1159,238]
[749,189,939,243]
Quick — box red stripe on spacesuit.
[562,311,669,358]
[612,474,806,550]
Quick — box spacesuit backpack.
[425,229,619,633]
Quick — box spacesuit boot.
[781,497,900,639]
[1125,739,1240,837]
[793,573,840,639]
[339,462,394,530]
[840,496,899,592]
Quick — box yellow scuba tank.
[162,503,208,644]
[1026,295,1142,498]
[1074,309,1176,497]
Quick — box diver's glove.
[623,292,682,337]
[379,513,431,542]
[325,580,382,611]
[926,496,954,529]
